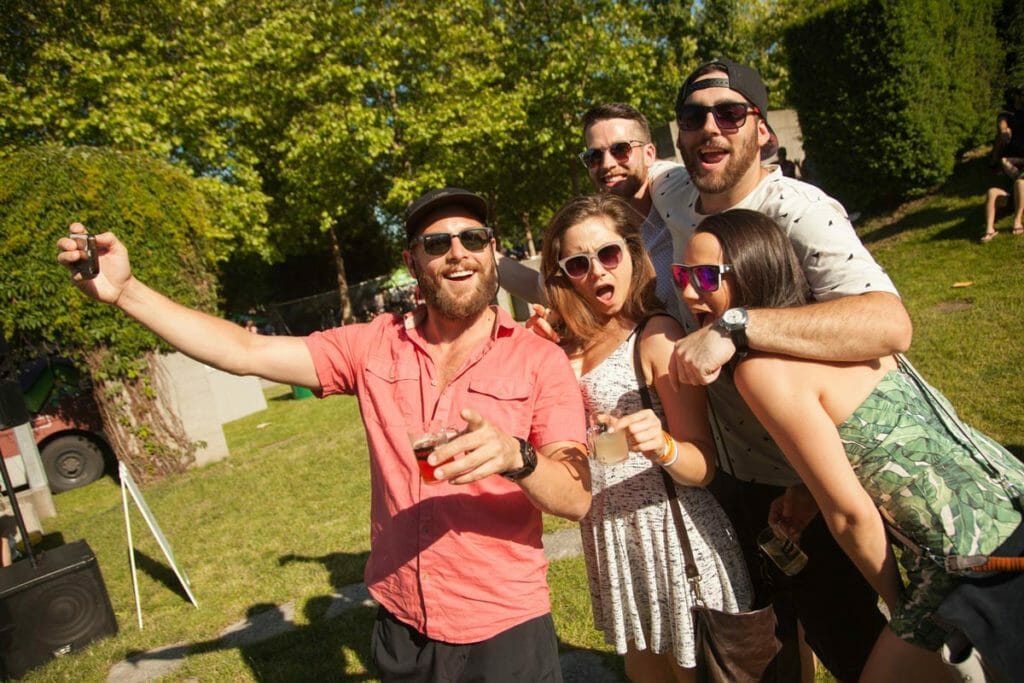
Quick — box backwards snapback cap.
[404,187,488,240]
[676,58,779,160]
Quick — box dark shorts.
[371,607,563,683]
[708,473,886,682]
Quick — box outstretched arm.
[671,291,912,387]
[734,355,902,611]
[57,225,320,388]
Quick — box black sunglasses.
[670,263,734,293]
[676,102,759,132]
[409,227,493,256]
[578,140,644,169]
[558,240,627,279]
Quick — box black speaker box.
[0,383,28,431]
[0,540,118,679]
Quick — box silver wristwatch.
[716,307,749,358]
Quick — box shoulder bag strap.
[631,315,704,602]
[895,354,1022,505]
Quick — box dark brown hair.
[581,103,651,141]
[695,209,812,309]
[541,194,660,347]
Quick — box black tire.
[40,435,107,493]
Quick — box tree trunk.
[328,227,352,324]
[86,348,194,486]
[522,210,536,257]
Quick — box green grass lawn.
[21,152,1023,681]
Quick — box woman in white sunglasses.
[679,208,1024,683]
[540,194,753,683]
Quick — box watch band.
[731,326,749,358]
[718,307,750,359]
[502,438,538,481]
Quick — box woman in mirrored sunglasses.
[540,194,753,683]
[685,209,1024,683]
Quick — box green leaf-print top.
[838,369,1024,563]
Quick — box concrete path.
[106,529,624,682]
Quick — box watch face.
[723,308,745,326]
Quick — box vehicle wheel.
[40,435,107,493]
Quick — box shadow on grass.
[859,153,1014,246]
[117,591,624,681]
[279,549,369,590]
[133,548,193,603]
[30,531,66,553]
[121,598,377,681]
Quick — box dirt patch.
[934,299,974,313]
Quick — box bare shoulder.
[638,314,683,363]
[639,314,683,343]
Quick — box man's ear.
[756,118,772,149]
[402,250,418,277]
[643,142,657,165]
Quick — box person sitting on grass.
[677,208,1024,683]
[980,176,1024,242]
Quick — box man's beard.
[681,127,760,196]
[418,257,499,320]
[603,170,644,200]
[597,162,647,201]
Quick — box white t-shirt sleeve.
[777,193,899,301]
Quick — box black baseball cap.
[676,58,779,160]
[404,187,488,240]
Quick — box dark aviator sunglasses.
[578,140,644,169]
[409,227,493,256]
[676,102,759,132]
[670,263,734,293]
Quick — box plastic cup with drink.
[587,412,629,466]
[407,421,457,484]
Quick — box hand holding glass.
[757,526,808,576]
[407,422,456,484]
[587,413,628,465]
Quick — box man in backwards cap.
[58,187,590,682]
[654,59,910,681]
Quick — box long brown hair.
[541,194,661,347]
[695,209,812,309]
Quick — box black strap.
[631,316,702,588]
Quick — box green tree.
[0,0,271,262]
[696,0,818,107]
[1,0,703,321]
[0,145,228,483]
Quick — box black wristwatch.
[716,307,750,358]
[502,438,538,482]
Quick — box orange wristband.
[658,431,678,467]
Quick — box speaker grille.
[0,540,118,677]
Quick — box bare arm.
[735,355,901,610]
[671,291,912,387]
[431,408,590,520]
[615,316,715,485]
[746,292,911,360]
[58,226,320,388]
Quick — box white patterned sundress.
[578,329,753,668]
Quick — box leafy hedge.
[0,145,221,371]
[0,145,226,481]
[785,0,1003,209]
